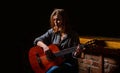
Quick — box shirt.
[34,28,80,66]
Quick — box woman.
[34,8,81,73]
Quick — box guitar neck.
[55,46,76,57]
[54,44,86,57]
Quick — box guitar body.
[29,44,63,73]
[29,39,97,73]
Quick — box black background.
[2,0,119,73]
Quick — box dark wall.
[4,1,119,73]
[14,1,119,37]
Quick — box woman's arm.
[37,41,49,52]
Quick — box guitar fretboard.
[55,44,85,57]
[55,46,76,57]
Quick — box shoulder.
[46,28,54,35]
[47,28,53,33]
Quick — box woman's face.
[52,15,63,32]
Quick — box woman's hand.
[37,41,56,61]
[73,44,86,58]
[43,46,49,52]
[43,46,56,61]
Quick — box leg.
[46,66,59,73]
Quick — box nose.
[54,21,58,26]
[54,23,57,26]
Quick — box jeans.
[46,63,73,73]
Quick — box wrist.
[43,46,49,51]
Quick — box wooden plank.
[79,36,120,49]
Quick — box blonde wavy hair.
[50,8,71,33]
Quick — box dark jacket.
[34,28,80,67]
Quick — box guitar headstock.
[83,39,106,49]
[84,39,100,49]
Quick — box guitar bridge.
[36,53,45,69]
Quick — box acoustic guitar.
[28,39,97,73]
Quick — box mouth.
[53,25,62,32]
